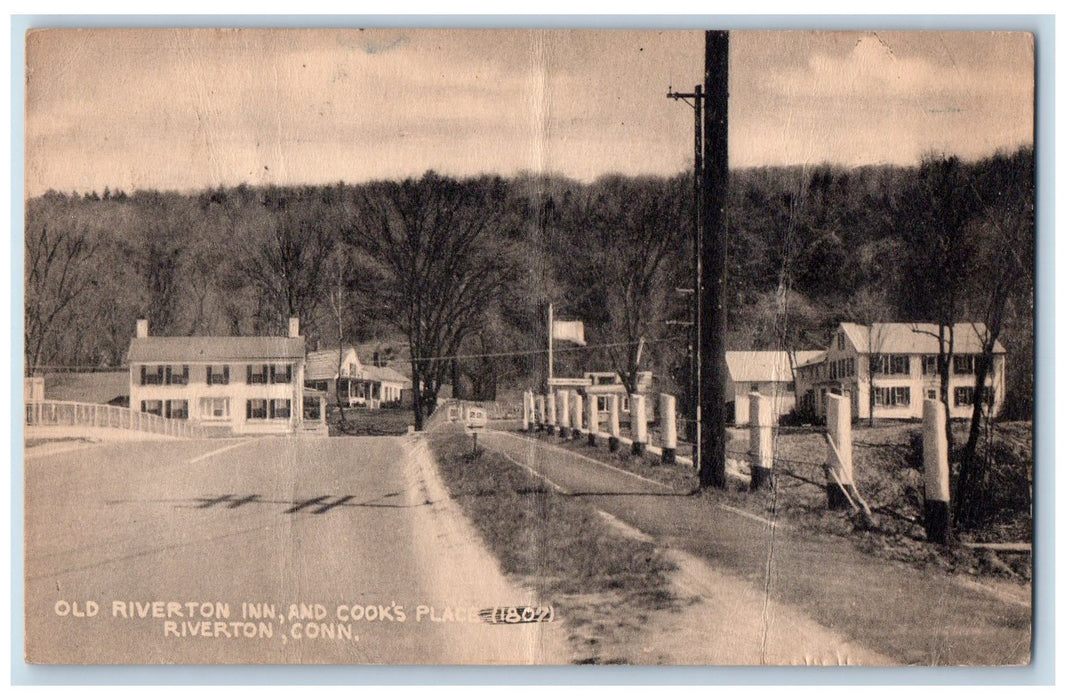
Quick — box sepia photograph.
[21,26,1035,667]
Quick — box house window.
[954,355,975,375]
[621,396,630,413]
[140,365,165,386]
[247,399,269,419]
[247,364,269,384]
[165,399,188,420]
[837,333,845,350]
[954,386,975,406]
[872,354,910,376]
[270,399,292,419]
[922,355,939,375]
[200,397,230,419]
[164,365,189,385]
[141,399,163,416]
[270,364,293,384]
[874,387,911,407]
[926,388,937,400]
[207,365,230,386]
[846,358,855,377]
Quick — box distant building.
[725,350,824,425]
[305,346,411,409]
[794,322,1007,421]
[128,318,307,435]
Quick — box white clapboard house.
[128,318,307,435]
[794,322,1007,421]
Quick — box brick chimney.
[288,317,300,338]
[136,319,149,338]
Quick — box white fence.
[25,400,206,439]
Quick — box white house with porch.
[305,347,410,409]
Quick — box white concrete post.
[608,393,621,452]
[661,393,678,464]
[587,394,599,446]
[521,391,531,432]
[572,392,584,439]
[535,394,546,431]
[825,393,855,509]
[749,392,775,490]
[923,398,951,544]
[546,392,557,435]
[557,389,571,438]
[631,393,648,456]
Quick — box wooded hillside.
[24,147,1034,419]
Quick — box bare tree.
[580,175,687,393]
[955,148,1034,526]
[345,172,518,430]
[899,155,979,463]
[24,225,98,374]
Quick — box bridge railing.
[25,400,206,439]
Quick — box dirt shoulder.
[480,429,1031,666]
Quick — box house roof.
[128,336,305,363]
[360,364,412,387]
[726,351,823,383]
[305,347,360,381]
[839,322,1007,355]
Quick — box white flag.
[552,320,586,346]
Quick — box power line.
[408,336,686,364]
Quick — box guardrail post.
[557,389,571,439]
[535,394,546,432]
[749,392,775,490]
[661,393,678,464]
[546,392,557,435]
[587,394,599,446]
[608,394,621,451]
[923,398,951,544]
[631,393,647,456]
[825,393,855,509]
[571,392,583,440]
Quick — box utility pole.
[700,30,729,490]
[667,84,703,467]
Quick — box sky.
[23,28,1035,197]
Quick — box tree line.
[25,147,1034,432]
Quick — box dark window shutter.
[140,366,146,386]
[183,365,189,382]
[165,400,171,418]
[247,365,253,383]
[207,365,213,386]
[140,401,146,413]
[269,400,275,419]
[270,365,276,384]
[246,400,251,419]
[223,366,230,384]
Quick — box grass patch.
[426,428,676,662]
[328,406,413,436]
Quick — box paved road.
[480,429,1032,666]
[25,436,564,664]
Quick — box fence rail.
[25,400,206,439]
